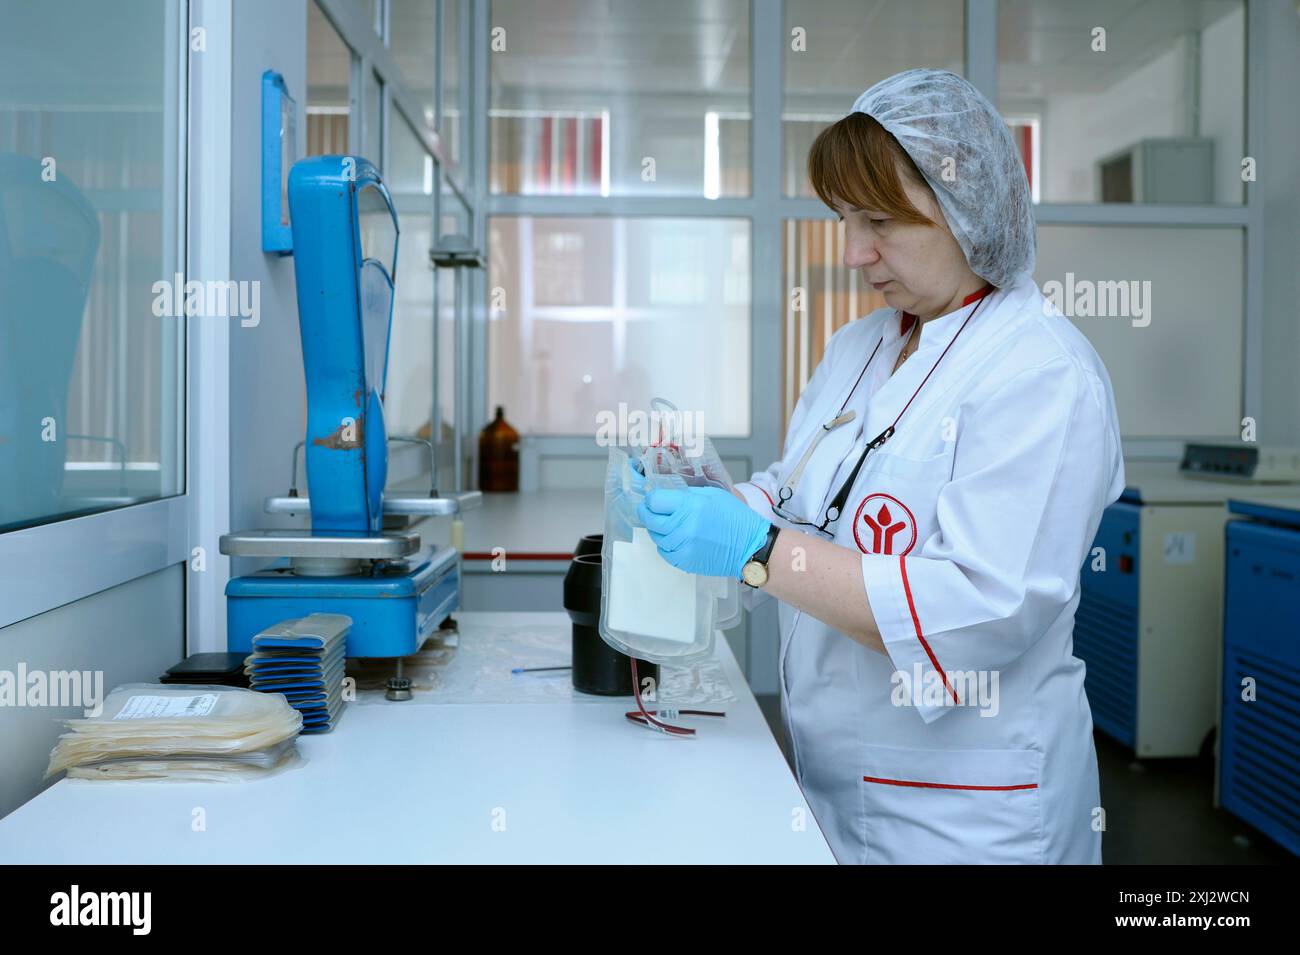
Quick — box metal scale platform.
[220,156,479,698]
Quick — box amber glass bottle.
[478,406,520,491]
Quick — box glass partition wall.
[0,0,185,534]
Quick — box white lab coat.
[737,277,1124,864]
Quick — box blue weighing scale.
[220,156,479,698]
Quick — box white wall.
[0,565,184,819]
[1256,0,1300,444]
[1035,225,1243,439]
[227,0,311,578]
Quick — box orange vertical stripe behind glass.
[782,219,889,434]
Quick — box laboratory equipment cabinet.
[1075,464,1297,757]
[1218,498,1300,857]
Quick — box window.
[389,113,434,195]
[487,216,751,437]
[390,0,437,128]
[389,0,462,167]
[307,2,353,155]
[386,117,435,446]
[441,0,461,168]
[783,0,965,197]
[367,70,384,168]
[780,219,889,432]
[0,0,183,533]
[489,0,751,197]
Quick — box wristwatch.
[741,524,782,588]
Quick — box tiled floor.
[754,694,1296,865]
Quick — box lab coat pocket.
[862,448,950,481]
[860,744,1044,864]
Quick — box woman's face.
[835,166,976,320]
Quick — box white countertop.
[1122,461,1300,505]
[415,489,604,562]
[0,612,834,864]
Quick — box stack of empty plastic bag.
[246,613,349,732]
[45,684,303,781]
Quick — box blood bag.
[599,400,743,667]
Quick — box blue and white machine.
[1075,461,1297,757]
[1219,496,1300,856]
[220,156,479,697]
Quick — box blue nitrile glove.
[638,486,772,580]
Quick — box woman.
[638,69,1124,864]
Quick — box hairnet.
[851,69,1035,289]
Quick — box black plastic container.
[574,533,602,558]
[562,550,657,696]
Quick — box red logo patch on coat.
[853,493,917,556]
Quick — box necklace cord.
[819,294,989,529]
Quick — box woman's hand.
[638,486,771,579]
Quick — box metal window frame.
[185,0,234,651]
[0,0,194,631]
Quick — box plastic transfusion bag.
[599,399,742,667]
[45,683,303,781]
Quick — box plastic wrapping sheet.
[347,619,736,706]
[65,739,304,782]
[46,684,304,781]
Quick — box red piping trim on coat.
[863,775,1037,792]
[898,555,960,705]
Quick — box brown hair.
[807,112,934,226]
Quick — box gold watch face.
[742,560,768,588]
